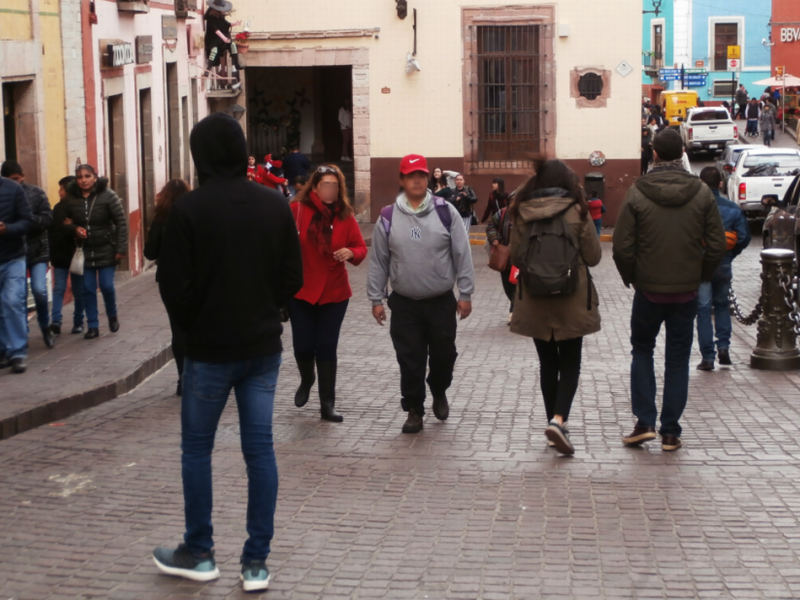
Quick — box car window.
[730,149,744,164]
[689,110,731,122]
[742,154,800,169]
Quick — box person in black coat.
[152,112,303,588]
[49,176,85,335]
[144,178,191,395]
[58,166,128,339]
[1,160,54,348]
[452,174,478,231]
[480,178,508,223]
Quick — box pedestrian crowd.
[0,112,749,593]
[734,84,781,146]
[0,160,128,373]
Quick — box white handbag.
[70,244,85,275]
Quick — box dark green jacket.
[613,165,726,293]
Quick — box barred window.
[475,25,542,164]
[578,73,604,101]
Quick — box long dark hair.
[429,167,448,191]
[153,179,191,224]
[292,164,354,220]
[491,177,506,197]
[509,160,589,222]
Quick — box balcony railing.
[117,0,149,13]
[175,0,196,18]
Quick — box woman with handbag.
[289,165,367,422]
[480,178,508,224]
[486,191,516,324]
[508,160,601,456]
[60,165,128,340]
[144,179,191,395]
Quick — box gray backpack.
[513,208,581,299]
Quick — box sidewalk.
[738,126,799,149]
[0,269,174,440]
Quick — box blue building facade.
[642,0,674,86]
[690,1,771,102]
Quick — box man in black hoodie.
[153,112,303,592]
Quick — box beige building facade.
[234,1,642,222]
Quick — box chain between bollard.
[728,285,763,326]
[777,266,800,336]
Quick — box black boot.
[42,326,55,349]
[294,359,316,408]
[316,359,343,422]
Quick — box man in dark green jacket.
[613,128,725,452]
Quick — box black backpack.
[513,207,581,300]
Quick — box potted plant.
[235,30,250,54]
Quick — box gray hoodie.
[368,191,475,305]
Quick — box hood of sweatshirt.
[190,112,248,185]
[516,188,575,223]
[394,190,436,216]
[634,164,703,208]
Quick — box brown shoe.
[402,410,424,434]
[661,434,682,451]
[623,426,657,446]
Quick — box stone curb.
[0,344,173,441]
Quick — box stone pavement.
[738,127,799,150]
[3,241,800,599]
[0,270,174,440]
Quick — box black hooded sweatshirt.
[157,112,303,362]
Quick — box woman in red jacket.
[290,165,367,422]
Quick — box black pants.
[388,291,458,415]
[167,310,186,382]
[500,269,516,312]
[533,336,583,422]
[289,297,349,362]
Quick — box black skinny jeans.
[500,268,516,312]
[533,336,583,423]
[289,297,349,362]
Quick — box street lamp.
[643,0,663,17]
[226,103,245,121]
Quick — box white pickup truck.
[679,107,738,157]
[727,147,800,219]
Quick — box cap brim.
[400,167,429,175]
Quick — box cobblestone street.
[3,239,800,600]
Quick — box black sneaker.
[152,544,220,582]
[241,559,270,592]
[0,355,9,369]
[545,420,574,455]
[42,326,55,349]
[84,328,99,340]
[10,358,26,374]
[718,348,732,366]
[50,322,62,336]
[71,324,84,334]
[109,316,120,333]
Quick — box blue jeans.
[52,267,85,327]
[83,266,117,329]
[0,258,28,360]
[630,290,698,437]
[697,262,733,361]
[181,353,282,562]
[28,262,49,330]
[593,219,602,236]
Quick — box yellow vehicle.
[661,91,699,127]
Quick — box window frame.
[709,16,744,73]
[462,6,555,174]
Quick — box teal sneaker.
[152,544,220,582]
[241,559,270,592]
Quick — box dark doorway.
[107,93,129,271]
[165,62,181,179]
[319,66,352,161]
[2,80,39,186]
[245,65,352,162]
[139,88,155,235]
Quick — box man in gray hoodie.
[368,154,475,434]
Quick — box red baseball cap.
[399,154,429,175]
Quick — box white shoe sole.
[241,573,270,592]
[545,426,574,455]
[153,556,220,582]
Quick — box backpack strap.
[380,205,394,236]
[432,197,453,231]
[382,198,452,237]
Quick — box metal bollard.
[750,249,800,371]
